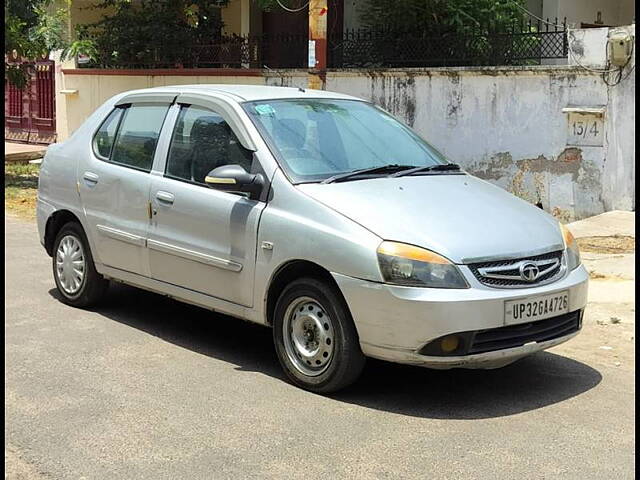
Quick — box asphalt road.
[5,214,635,479]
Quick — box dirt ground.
[577,235,635,254]
[4,163,39,219]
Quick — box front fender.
[252,170,383,324]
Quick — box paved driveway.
[5,214,634,479]
[4,142,47,162]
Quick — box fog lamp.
[440,335,460,353]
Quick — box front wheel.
[273,277,365,393]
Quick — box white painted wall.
[264,27,635,220]
[568,24,635,68]
[54,27,634,221]
[567,27,609,67]
[324,69,621,221]
[602,38,635,213]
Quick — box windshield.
[243,99,448,183]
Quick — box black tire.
[273,277,365,393]
[52,221,109,308]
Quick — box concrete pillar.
[240,0,251,35]
[308,0,327,89]
[51,51,77,142]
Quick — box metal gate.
[5,60,56,144]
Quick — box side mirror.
[204,164,265,200]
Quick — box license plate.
[505,291,569,325]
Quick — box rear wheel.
[52,222,108,307]
[273,277,365,393]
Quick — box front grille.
[468,310,581,355]
[468,250,564,288]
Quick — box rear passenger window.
[93,108,123,159]
[165,105,253,185]
[109,104,170,172]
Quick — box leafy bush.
[359,0,528,34]
[78,0,230,68]
[352,0,541,67]
[5,0,101,86]
[5,0,68,86]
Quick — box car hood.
[297,174,564,264]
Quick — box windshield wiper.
[321,164,415,184]
[390,163,462,178]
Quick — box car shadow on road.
[49,283,602,420]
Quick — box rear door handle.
[156,191,175,205]
[82,171,99,185]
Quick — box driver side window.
[165,105,253,185]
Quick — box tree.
[77,0,231,68]
[5,0,69,87]
[353,0,536,67]
[358,0,528,33]
[5,0,99,87]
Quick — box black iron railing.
[80,18,567,70]
[81,33,309,69]
[328,19,568,68]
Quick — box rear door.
[146,98,266,307]
[78,94,174,275]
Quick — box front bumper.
[332,264,589,369]
[36,196,56,250]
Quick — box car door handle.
[155,191,175,205]
[82,172,99,185]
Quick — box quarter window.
[109,104,170,172]
[165,105,253,185]
[93,108,123,159]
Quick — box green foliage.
[356,0,541,66]
[5,162,40,219]
[5,163,41,187]
[78,0,231,68]
[6,0,58,86]
[61,37,99,63]
[5,1,68,59]
[359,0,527,33]
[5,0,96,86]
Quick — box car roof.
[120,84,364,103]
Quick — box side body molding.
[96,226,243,272]
[147,239,243,272]
[96,225,146,247]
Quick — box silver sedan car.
[37,85,588,393]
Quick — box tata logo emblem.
[519,262,540,282]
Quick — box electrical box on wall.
[608,30,633,66]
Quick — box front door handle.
[155,191,175,205]
[82,171,99,185]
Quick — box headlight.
[560,223,581,270]
[377,241,469,288]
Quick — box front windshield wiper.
[389,163,462,178]
[321,164,416,184]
